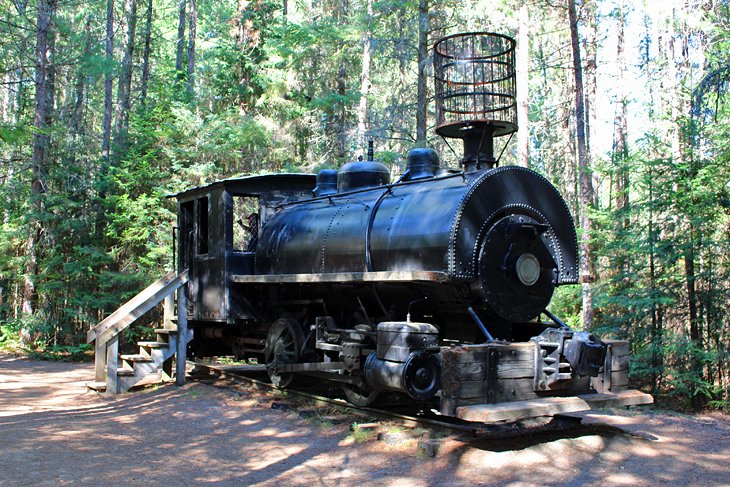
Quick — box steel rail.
[188,361,481,433]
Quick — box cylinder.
[376,322,440,362]
[364,351,441,400]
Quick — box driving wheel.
[264,317,305,388]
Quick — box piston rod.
[467,306,495,342]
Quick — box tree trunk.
[102,0,114,162]
[336,59,347,161]
[22,0,57,334]
[415,0,428,146]
[187,0,197,94]
[140,0,153,106]
[613,2,628,218]
[648,164,661,391]
[175,0,187,75]
[583,0,597,152]
[568,0,594,329]
[356,0,373,155]
[583,1,598,206]
[113,0,137,156]
[516,2,529,167]
[71,19,92,137]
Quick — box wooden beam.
[106,335,119,396]
[87,271,175,342]
[577,389,653,408]
[88,270,189,343]
[163,292,174,329]
[95,339,106,382]
[455,396,591,423]
[176,285,188,386]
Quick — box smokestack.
[433,32,518,171]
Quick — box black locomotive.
[171,33,649,419]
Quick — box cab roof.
[169,173,317,200]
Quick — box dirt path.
[1,355,728,486]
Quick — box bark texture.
[415,0,428,146]
[113,0,137,155]
[568,0,595,329]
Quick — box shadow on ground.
[1,355,728,486]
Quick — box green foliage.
[548,286,582,329]
[0,323,22,351]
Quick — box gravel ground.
[1,354,728,486]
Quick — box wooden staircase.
[86,270,190,395]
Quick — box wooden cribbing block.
[455,396,591,423]
[577,389,654,408]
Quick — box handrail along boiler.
[171,32,651,420]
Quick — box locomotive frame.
[170,165,652,422]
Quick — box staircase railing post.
[106,335,119,395]
[95,339,106,382]
[163,292,174,329]
[176,283,188,386]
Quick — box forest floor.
[0,354,728,487]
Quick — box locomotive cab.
[173,174,316,326]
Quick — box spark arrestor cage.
[434,32,517,153]
[433,32,517,172]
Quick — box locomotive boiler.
[172,32,651,420]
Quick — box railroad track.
[187,361,613,441]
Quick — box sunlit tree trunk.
[102,0,114,162]
[335,0,349,161]
[614,2,629,224]
[337,59,347,161]
[583,0,598,205]
[516,2,529,167]
[356,0,373,155]
[175,0,187,75]
[568,0,594,329]
[71,19,92,137]
[140,0,153,106]
[23,0,57,338]
[415,0,428,146]
[113,0,137,155]
[187,0,197,94]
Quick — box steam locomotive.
[171,33,650,420]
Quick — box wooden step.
[120,354,154,363]
[154,328,178,334]
[117,369,135,377]
[86,381,107,391]
[137,341,168,349]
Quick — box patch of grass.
[187,387,206,398]
[346,422,378,443]
[386,424,406,434]
[214,356,247,365]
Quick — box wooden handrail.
[88,270,188,344]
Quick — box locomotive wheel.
[264,318,305,389]
[342,383,379,407]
